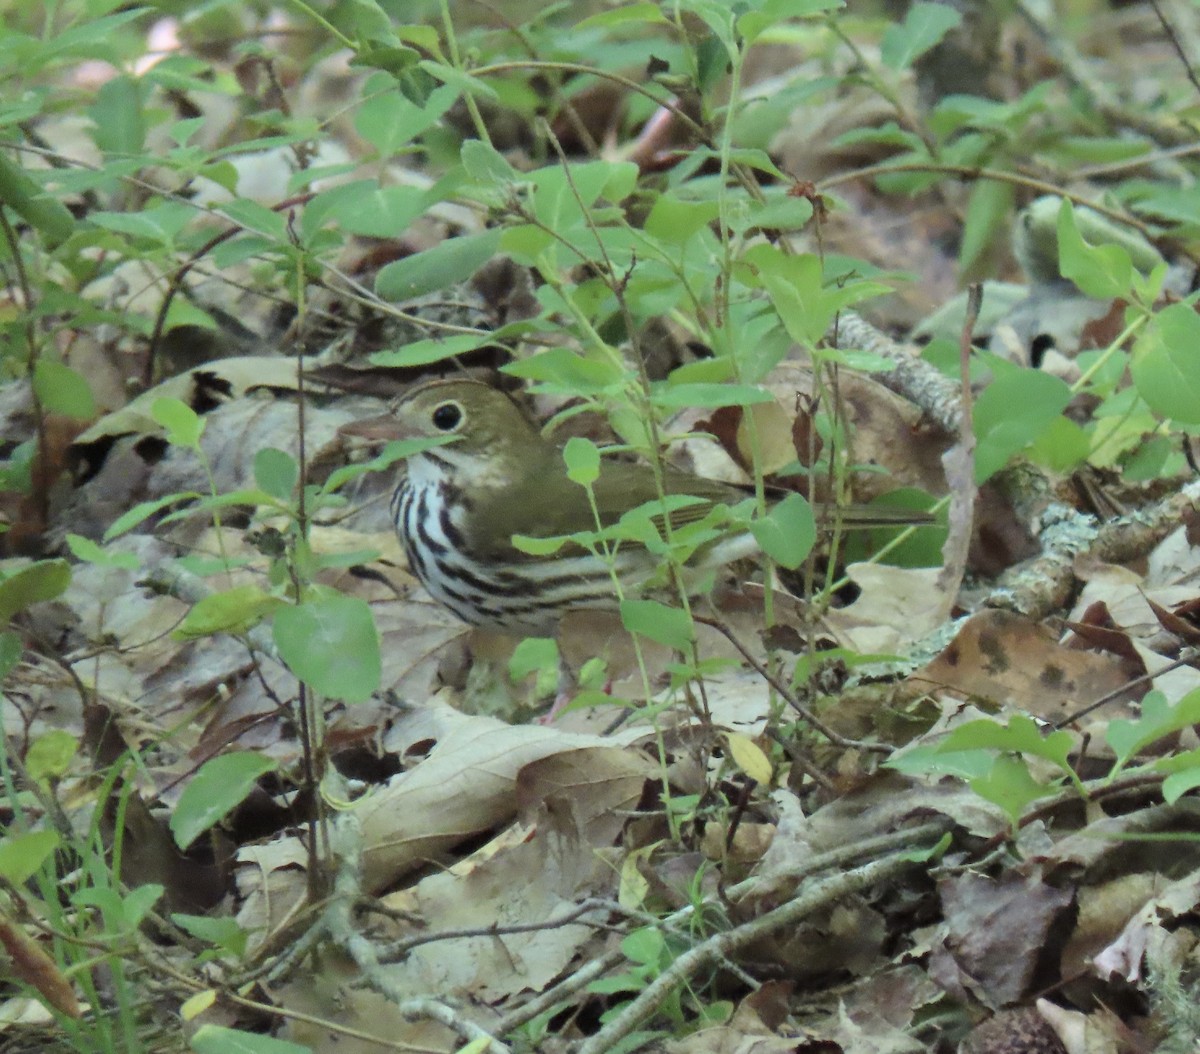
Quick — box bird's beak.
[339,414,411,444]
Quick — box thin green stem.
[439,0,493,147]
[1071,312,1149,393]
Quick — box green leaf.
[1056,199,1133,300]
[511,533,568,557]
[1163,765,1200,805]
[369,333,493,368]
[1131,303,1200,426]
[502,347,627,392]
[620,599,693,648]
[103,492,203,541]
[170,752,278,850]
[742,244,874,346]
[643,193,722,247]
[173,585,283,640]
[564,436,600,486]
[509,637,559,696]
[273,596,381,703]
[0,830,60,884]
[73,884,163,931]
[32,360,95,420]
[375,228,503,301]
[881,2,962,70]
[254,449,298,501]
[959,179,1014,276]
[25,730,78,783]
[0,631,21,679]
[969,754,1055,829]
[219,199,288,240]
[576,3,669,28]
[152,397,205,449]
[939,714,1075,773]
[654,383,774,409]
[461,138,518,184]
[88,74,145,154]
[737,0,842,43]
[171,914,249,957]
[354,78,458,157]
[419,60,499,101]
[65,533,140,570]
[0,152,73,245]
[749,492,815,570]
[307,180,426,238]
[0,559,71,622]
[973,369,1071,483]
[1107,689,1200,772]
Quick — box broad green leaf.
[746,193,815,233]
[576,3,669,28]
[644,193,721,246]
[959,179,1014,276]
[969,754,1055,829]
[1107,689,1200,771]
[254,448,298,501]
[273,596,381,703]
[502,347,627,391]
[509,636,559,681]
[72,884,164,932]
[174,585,283,639]
[886,742,995,780]
[104,492,203,541]
[1131,303,1200,426]
[0,559,71,621]
[309,180,426,238]
[1056,199,1133,300]
[749,492,815,570]
[973,369,1070,483]
[375,229,503,301]
[170,753,277,850]
[738,0,843,43]
[461,138,518,184]
[620,599,693,648]
[564,436,601,486]
[355,78,458,157]
[419,60,499,101]
[65,535,138,569]
[32,360,95,420]
[25,730,78,783]
[0,153,73,245]
[90,201,194,244]
[939,714,1074,773]
[0,631,21,678]
[88,74,145,154]
[881,2,962,69]
[743,244,865,346]
[153,397,204,449]
[654,383,775,408]
[511,534,567,556]
[171,915,249,958]
[0,830,60,884]
[369,333,493,368]
[219,199,288,240]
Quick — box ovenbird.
[357,379,926,636]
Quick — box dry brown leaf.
[915,609,1135,721]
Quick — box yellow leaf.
[180,989,216,1020]
[725,732,773,784]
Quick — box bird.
[351,378,929,637]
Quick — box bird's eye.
[431,401,463,431]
